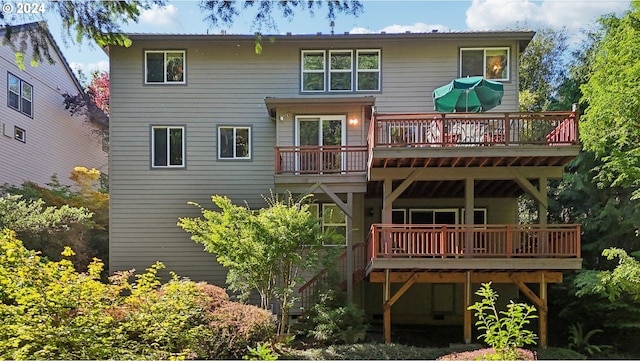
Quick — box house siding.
[110,32,528,282]
[0,31,107,187]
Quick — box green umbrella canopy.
[433,76,504,112]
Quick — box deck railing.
[275,145,368,175]
[298,243,366,310]
[367,224,581,261]
[373,111,578,147]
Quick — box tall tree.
[580,0,640,197]
[2,1,362,65]
[518,27,568,112]
[178,193,328,335]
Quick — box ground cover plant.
[0,230,274,360]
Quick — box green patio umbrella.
[433,76,504,112]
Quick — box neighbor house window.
[460,48,509,80]
[151,126,185,168]
[218,126,250,159]
[145,50,185,84]
[14,126,25,143]
[8,73,33,117]
[301,49,381,92]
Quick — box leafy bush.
[468,282,538,360]
[0,230,276,360]
[202,296,276,359]
[294,288,368,345]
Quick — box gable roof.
[0,21,84,94]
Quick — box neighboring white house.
[0,22,107,187]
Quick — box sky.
[40,0,632,79]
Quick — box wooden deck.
[365,224,582,274]
[274,111,580,177]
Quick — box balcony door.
[295,115,345,173]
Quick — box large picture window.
[145,50,185,84]
[460,48,509,80]
[302,49,380,92]
[151,126,185,168]
[218,126,251,159]
[8,73,33,117]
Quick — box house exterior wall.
[0,32,107,187]
[109,32,529,282]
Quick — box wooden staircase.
[298,243,366,310]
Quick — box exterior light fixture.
[349,118,359,126]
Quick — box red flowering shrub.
[196,291,275,359]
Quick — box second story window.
[460,48,509,81]
[218,126,251,160]
[145,50,185,84]
[302,49,380,93]
[8,73,33,117]
[151,125,185,168]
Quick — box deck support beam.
[510,273,549,348]
[383,271,418,344]
[464,177,474,256]
[464,271,472,343]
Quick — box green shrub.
[294,288,368,345]
[0,230,276,360]
[468,282,538,360]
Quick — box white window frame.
[322,203,347,246]
[301,49,381,93]
[301,50,326,92]
[459,47,510,81]
[356,49,381,91]
[8,73,33,117]
[151,125,185,168]
[14,126,25,143]
[145,50,186,84]
[217,126,251,160]
[329,50,353,92]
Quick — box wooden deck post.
[383,269,391,343]
[540,273,548,348]
[464,177,474,257]
[464,271,472,343]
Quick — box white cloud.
[69,61,109,79]
[140,4,181,28]
[349,22,449,34]
[466,0,629,34]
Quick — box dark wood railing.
[367,224,581,261]
[373,111,578,147]
[275,145,368,175]
[298,243,366,310]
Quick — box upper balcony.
[273,111,580,189]
[369,111,580,168]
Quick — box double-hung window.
[8,73,33,117]
[301,49,380,92]
[322,203,347,246]
[145,50,185,84]
[151,126,185,168]
[460,48,509,80]
[218,126,251,160]
[301,50,325,92]
[329,50,352,91]
[356,50,380,91]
